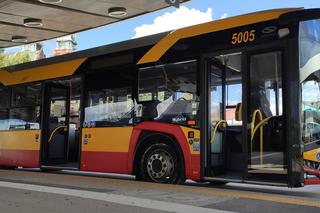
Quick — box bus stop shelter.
[0,0,189,48]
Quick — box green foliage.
[0,51,31,68]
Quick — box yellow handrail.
[251,117,272,141]
[48,125,68,143]
[251,109,271,167]
[211,120,227,144]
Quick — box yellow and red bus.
[0,8,320,187]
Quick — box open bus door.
[41,82,71,165]
[203,52,245,182]
[245,50,288,185]
[202,49,298,186]
[41,78,82,170]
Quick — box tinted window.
[138,60,199,127]
[84,88,134,127]
[0,109,9,131]
[9,106,40,130]
[250,52,283,117]
[0,87,10,130]
[0,87,10,109]
[300,19,320,144]
[12,84,41,107]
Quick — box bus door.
[206,58,227,176]
[42,82,71,165]
[204,52,244,181]
[246,51,287,184]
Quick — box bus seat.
[141,101,158,121]
[235,103,242,121]
[256,87,273,117]
[50,116,59,124]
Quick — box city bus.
[0,8,320,187]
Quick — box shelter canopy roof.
[0,0,189,48]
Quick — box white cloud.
[133,6,213,39]
[220,13,228,19]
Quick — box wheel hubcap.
[147,150,174,182]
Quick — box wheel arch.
[132,131,185,179]
[127,122,194,180]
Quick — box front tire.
[139,143,185,184]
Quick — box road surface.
[0,168,319,213]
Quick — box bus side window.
[0,87,10,131]
[137,60,199,127]
[84,88,134,127]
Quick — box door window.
[209,62,224,168]
[207,52,243,173]
[248,51,286,174]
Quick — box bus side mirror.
[235,103,242,121]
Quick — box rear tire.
[139,142,185,184]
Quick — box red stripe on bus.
[81,151,129,174]
[304,168,320,178]
[0,150,39,168]
[304,179,320,185]
[190,154,200,180]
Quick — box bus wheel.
[139,143,184,184]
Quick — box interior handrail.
[48,125,68,143]
[210,120,227,144]
[251,109,272,167]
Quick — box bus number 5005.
[231,30,256,45]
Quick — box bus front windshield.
[300,19,320,144]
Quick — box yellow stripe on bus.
[0,58,86,86]
[137,8,301,65]
[0,130,41,151]
[82,127,133,152]
[304,147,320,163]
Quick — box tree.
[0,51,30,68]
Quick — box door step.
[41,165,79,171]
[204,176,243,183]
[204,175,288,186]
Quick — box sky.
[4,0,320,57]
